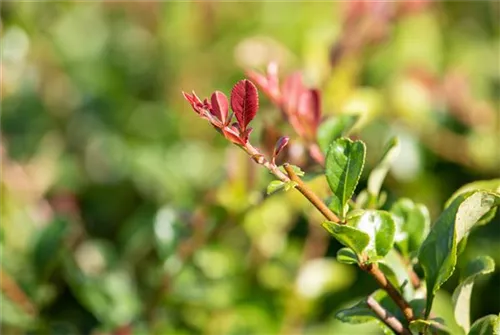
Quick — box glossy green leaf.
[418,191,500,317]
[446,179,500,207]
[391,198,431,257]
[468,314,500,335]
[322,221,370,255]
[446,179,500,226]
[337,247,359,265]
[367,137,400,197]
[452,256,495,333]
[347,210,396,258]
[325,138,366,218]
[317,114,360,153]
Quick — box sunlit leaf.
[446,179,500,226]
[347,210,396,258]
[452,256,495,333]
[267,180,285,195]
[467,314,500,335]
[231,79,259,131]
[418,191,500,317]
[325,138,366,218]
[322,221,370,256]
[279,164,305,177]
[391,198,430,257]
[337,247,359,265]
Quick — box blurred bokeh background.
[1,1,499,334]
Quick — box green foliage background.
[1,2,499,334]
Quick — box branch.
[366,295,411,335]
[362,262,415,322]
[239,142,415,325]
[283,163,341,223]
[283,163,416,324]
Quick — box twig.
[366,295,411,335]
[361,262,415,323]
[283,163,341,223]
[239,141,415,326]
[396,251,421,289]
[283,163,415,324]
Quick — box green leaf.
[446,179,500,226]
[452,256,495,333]
[279,164,304,177]
[410,319,451,335]
[446,179,500,207]
[337,247,359,265]
[322,221,370,256]
[379,249,414,300]
[335,290,395,334]
[418,191,500,317]
[325,138,366,218]
[468,314,500,335]
[154,207,187,261]
[266,180,297,195]
[33,217,69,280]
[267,180,285,195]
[318,114,360,153]
[367,137,400,197]
[391,198,431,257]
[347,210,396,258]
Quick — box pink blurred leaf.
[281,72,303,116]
[247,62,281,105]
[230,79,259,131]
[298,89,321,133]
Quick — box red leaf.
[230,79,259,132]
[182,91,204,114]
[222,126,246,146]
[273,136,289,163]
[210,91,229,125]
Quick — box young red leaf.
[210,91,229,125]
[222,126,246,146]
[182,91,204,114]
[272,136,289,164]
[230,79,259,132]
